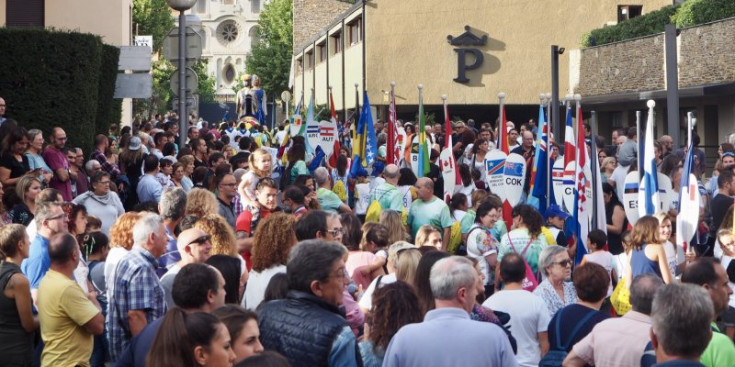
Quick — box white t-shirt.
[613,251,629,283]
[398,185,413,213]
[354,183,371,215]
[484,289,550,367]
[358,273,396,312]
[242,264,286,310]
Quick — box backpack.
[506,235,539,292]
[538,308,598,367]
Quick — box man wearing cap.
[546,204,569,248]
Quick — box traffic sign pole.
[178,10,187,149]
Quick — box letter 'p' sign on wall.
[447,26,488,84]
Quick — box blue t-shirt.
[21,233,50,290]
[547,304,608,352]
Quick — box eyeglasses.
[553,259,573,267]
[326,228,343,237]
[187,234,211,246]
[46,213,68,221]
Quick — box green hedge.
[674,0,735,27]
[583,0,735,47]
[0,28,121,154]
[582,5,678,47]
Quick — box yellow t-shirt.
[37,269,100,367]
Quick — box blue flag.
[530,104,549,215]
[351,91,378,175]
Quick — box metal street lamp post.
[167,0,197,149]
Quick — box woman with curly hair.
[186,188,219,218]
[104,211,142,293]
[242,212,296,310]
[194,214,238,257]
[360,281,422,367]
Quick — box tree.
[133,0,175,53]
[193,59,216,104]
[246,0,293,97]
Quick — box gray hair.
[630,273,665,315]
[133,213,164,246]
[159,187,187,221]
[384,164,400,180]
[314,167,330,186]
[287,240,347,296]
[430,256,476,300]
[85,159,100,174]
[233,168,247,182]
[34,202,61,227]
[26,129,43,142]
[538,245,567,277]
[651,283,713,359]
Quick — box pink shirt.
[572,310,652,367]
[42,146,72,201]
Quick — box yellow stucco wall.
[45,0,132,46]
[294,0,671,108]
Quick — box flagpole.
[542,94,551,209]
[589,109,600,231]
[687,111,693,151]
[418,83,426,177]
[636,110,643,182]
[498,92,506,152]
[387,82,396,165]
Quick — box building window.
[348,18,362,46]
[223,63,236,85]
[618,5,642,22]
[223,0,235,4]
[317,42,327,63]
[196,0,206,13]
[6,0,45,27]
[217,20,241,46]
[296,57,303,76]
[251,0,261,13]
[249,26,260,46]
[306,51,314,70]
[331,32,342,55]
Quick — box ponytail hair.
[147,308,223,367]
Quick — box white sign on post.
[134,36,153,49]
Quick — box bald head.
[384,164,400,183]
[416,177,435,201]
[522,131,534,149]
[177,228,212,264]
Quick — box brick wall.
[679,18,735,88]
[577,17,735,96]
[293,0,352,53]
[578,34,665,96]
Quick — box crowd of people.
[0,102,734,367]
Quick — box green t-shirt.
[460,209,476,234]
[369,182,403,212]
[290,160,309,182]
[701,323,735,367]
[408,197,453,237]
[497,227,548,275]
[317,187,343,213]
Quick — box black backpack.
[538,308,597,367]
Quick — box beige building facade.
[293,0,672,121]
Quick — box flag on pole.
[417,85,430,177]
[588,115,607,234]
[497,92,513,231]
[327,88,342,168]
[278,95,303,162]
[574,99,590,264]
[387,83,399,165]
[677,114,699,254]
[304,93,316,154]
[530,103,550,215]
[440,95,460,203]
[350,91,377,177]
[639,100,660,217]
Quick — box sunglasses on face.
[187,234,212,246]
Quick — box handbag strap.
[556,308,598,350]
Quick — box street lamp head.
[498,92,506,99]
[167,0,197,11]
